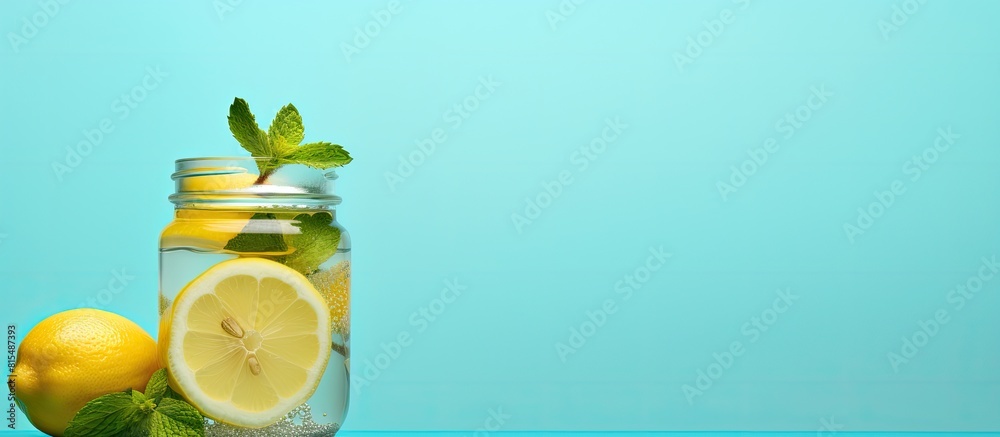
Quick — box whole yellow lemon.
[8,309,160,436]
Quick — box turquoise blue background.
[2,0,1000,433]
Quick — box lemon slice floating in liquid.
[160,258,331,428]
[161,172,259,250]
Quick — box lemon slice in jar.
[160,258,331,428]
[161,172,259,249]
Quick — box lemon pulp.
[161,172,258,250]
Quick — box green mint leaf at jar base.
[149,398,206,437]
[66,376,208,436]
[283,141,353,169]
[285,212,342,275]
[144,369,169,404]
[131,389,149,407]
[223,213,290,254]
[64,392,142,437]
[268,103,305,148]
[144,370,187,403]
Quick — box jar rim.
[170,156,341,208]
[175,156,280,163]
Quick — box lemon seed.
[221,317,244,338]
[248,355,261,376]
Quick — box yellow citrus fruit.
[160,258,332,428]
[161,173,258,250]
[9,309,160,437]
[161,210,255,251]
[308,260,351,336]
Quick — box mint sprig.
[228,98,352,181]
[63,393,138,436]
[65,369,204,437]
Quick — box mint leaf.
[224,213,289,254]
[228,98,272,157]
[269,133,297,157]
[285,212,342,275]
[66,373,206,436]
[149,398,206,437]
[131,389,148,405]
[145,369,169,403]
[64,392,140,437]
[268,103,305,148]
[283,141,352,169]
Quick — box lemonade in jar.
[158,99,352,436]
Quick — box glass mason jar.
[159,157,349,436]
